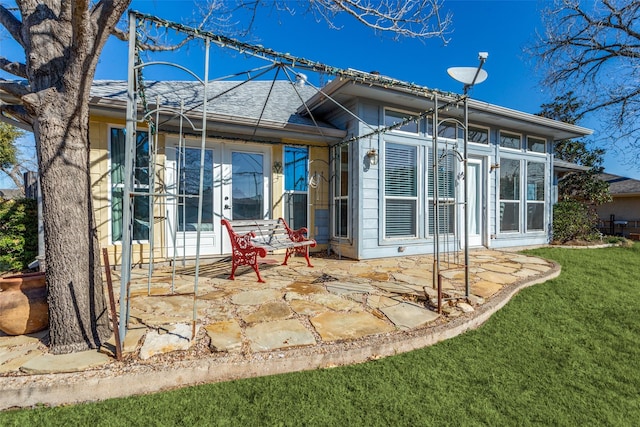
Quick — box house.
[83,75,592,265]
[596,173,640,237]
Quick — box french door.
[464,158,485,247]
[166,140,270,257]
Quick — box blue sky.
[1,0,637,186]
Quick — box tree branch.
[0,58,27,78]
[0,164,26,194]
[110,24,128,42]
[106,4,194,52]
[0,80,30,98]
[0,5,24,48]
[309,0,452,41]
[532,0,640,171]
[0,104,33,128]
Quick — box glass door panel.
[467,159,484,247]
[231,152,264,220]
[166,144,220,258]
[179,148,214,231]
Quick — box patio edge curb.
[0,262,561,410]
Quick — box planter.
[0,272,48,335]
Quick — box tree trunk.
[34,97,110,354]
[8,0,131,354]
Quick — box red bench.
[221,218,316,283]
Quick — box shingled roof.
[598,173,640,196]
[90,79,338,130]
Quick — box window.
[177,147,214,231]
[527,136,546,153]
[385,109,419,134]
[526,162,545,231]
[385,143,418,237]
[284,146,308,230]
[500,131,521,150]
[499,158,520,232]
[333,145,349,238]
[468,126,489,144]
[110,128,150,242]
[438,121,459,140]
[428,149,456,235]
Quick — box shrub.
[552,200,601,243]
[0,198,38,272]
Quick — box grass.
[2,244,640,426]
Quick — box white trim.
[107,124,151,246]
[384,107,421,135]
[526,135,547,155]
[498,130,523,151]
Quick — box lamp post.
[447,52,488,300]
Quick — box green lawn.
[2,245,640,426]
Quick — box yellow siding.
[272,144,284,219]
[89,120,111,260]
[90,117,331,264]
[90,119,166,267]
[309,145,330,251]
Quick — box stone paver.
[390,272,432,287]
[205,320,242,352]
[367,295,403,309]
[457,302,475,313]
[326,281,376,295]
[310,311,395,341]
[476,270,519,285]
[308,293,362,311]
[241,302,292,323]
[380,302,440,330]
[0,346,43,373]
[472,280,503,298]
[231,289,282,306]
[373,281,423,295]
[285,282,327,295]
[0,330,47,348]
[289,300,328,316]
[20,350,111,374]
[101,327,148,358]
[245,319,316,351]
[480,263,519,274]
[139,323,198,360]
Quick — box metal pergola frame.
[117,10,471,344]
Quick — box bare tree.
[0,0,449,354]
[532,0,640,165]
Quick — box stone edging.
[0,262,561,410]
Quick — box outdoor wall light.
[273,161,283,174]
[366,148,378,165]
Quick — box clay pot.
[0,272,48,335]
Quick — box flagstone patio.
[0,249,560,409]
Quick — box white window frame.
[468,124,490,145]
[498,157,521,233]
[383,142,419,239]
[427,147,457,236]
[525,161,546,232]
[384,108,420,135]
[108,125,151,245]
[283,145,309,230]
[526,135,547,154]
[499,130,522,151]
[332,144,350,239]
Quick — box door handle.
[224,204,231,210]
